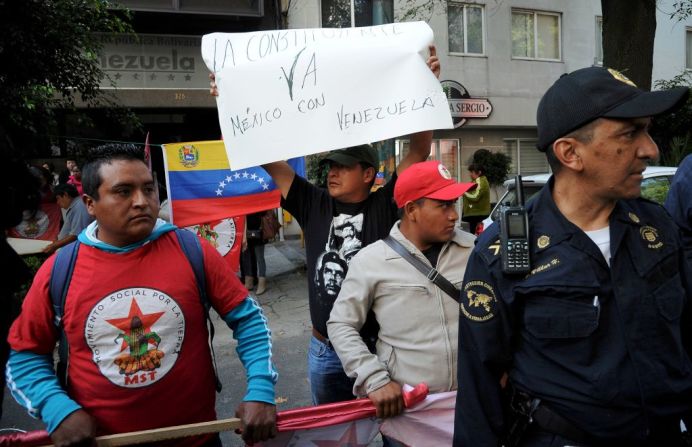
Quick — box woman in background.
[241,211,269,295]
[462,163,490,234]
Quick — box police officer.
[453,66,692,446]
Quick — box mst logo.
[85,288,186,388]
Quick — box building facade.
[69,0,282,149]
[66,1,689,236]
[288,0,692,198]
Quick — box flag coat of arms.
[162,140,305,228]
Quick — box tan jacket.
[327,222,475,397]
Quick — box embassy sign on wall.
[96,33,209,89]
[441,80,493,128]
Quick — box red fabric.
[225,216,244,272]
[186,216,244,273]
[144,131,152,171]
[7,201,61,241]
[171,190,281,228]
[67,176,83,195]
[393,161,476,208]
[8,232,248,446]
[0,430,50,447]
[1,385,430,445]
[276,383,428,431]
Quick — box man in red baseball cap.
[327,161,476,444]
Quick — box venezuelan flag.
[163,140,305,227]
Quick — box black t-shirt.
[281,175,398,338]
[246,212,263,232]
[422,242,444,268]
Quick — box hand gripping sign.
[202,22,453,170]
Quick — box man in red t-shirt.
[7,144,277,446]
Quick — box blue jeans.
[308,335,355,405]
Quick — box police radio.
[500,175,531,274]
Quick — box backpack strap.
[49,240,81,388]
[174,229,223,392]
[383,236,460,303]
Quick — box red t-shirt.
[9,232,247,444]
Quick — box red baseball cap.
[394,161,476,208]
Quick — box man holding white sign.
[210,38,441,404]
[203,22,451,170]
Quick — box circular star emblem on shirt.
[85,288,185,388]
[185,218,236,257]
[461,281,497,322]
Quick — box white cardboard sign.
[202,22,453,169]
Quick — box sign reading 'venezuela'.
[441,80,493,128]
[96,33,209,89]
[202,22,453,170]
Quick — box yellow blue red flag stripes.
[162,140,305,227]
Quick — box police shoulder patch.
[488,237,501,257]
[640,225,663,250]
[461,281,498,322]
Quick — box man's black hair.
[397,197,428,219]
[319,251,347,272]
[54,183,80,199]
[358,162,377,190]
[545,118,601,175]
[82,143,146,199]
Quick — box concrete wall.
[285,0,321,29]
[653,1,692,83]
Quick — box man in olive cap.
[210,46,441,405]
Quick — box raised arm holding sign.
[208,25,444,406]
[209,44,440,200]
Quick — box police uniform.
[453,178,692,446]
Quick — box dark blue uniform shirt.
[453,177,692,446]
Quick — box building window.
[511,10,561,60]
[595,16,603,65]
[687,28,692,70]
[504,139,549,175]
[117,0,262,16]
[448,3,484,55]
[321,0,392,28]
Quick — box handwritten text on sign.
[201,22,452,170]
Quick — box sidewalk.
[263,237,306,279]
